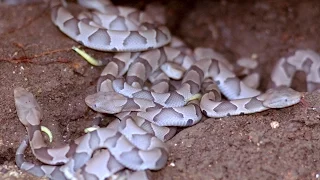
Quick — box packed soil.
[0,0,320,180]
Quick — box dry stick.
[0,47,74,64]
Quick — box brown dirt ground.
[0,0,320,180]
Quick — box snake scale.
[6,0,314,179]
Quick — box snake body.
[50,0,171,52]
[9,0,310,179]
[90,58,301,120]
[14,86,81,165]
[201,86,301,117]
[271,49,320,91]
[111,58,262,108]
[15,88,168,179]
[97,45,194,94]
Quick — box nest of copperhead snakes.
[0,0,320,180]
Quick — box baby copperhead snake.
[9,0,309,179]
[14,87,169,180]
[50,0,171,52]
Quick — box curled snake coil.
[7,0,313,179]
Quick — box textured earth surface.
[0,0,320,180]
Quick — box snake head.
[14,87,42,126]
[85,91,128,114]
[261,86,302,108]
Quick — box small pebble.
[169,162,175,167]
[270,121,280,129]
